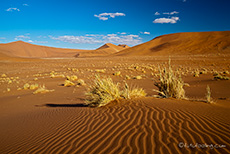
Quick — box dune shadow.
[45,103,88,108]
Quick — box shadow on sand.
[44,103,88,108]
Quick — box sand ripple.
[0,99,230,154]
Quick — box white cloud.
[163,11,179,15]
[154,12,160,15]
[15,35,30,40]
[0,37,6,39]
[120,32,127,35]
[144,32,150,35]
[50,33,141,45]
[153,17,179,24]
[6,8,20,12]
[28,40,48,44]
[94,12,125,20]
[140,31,150,35]
[23,4,29,6]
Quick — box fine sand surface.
[0,55,230,154]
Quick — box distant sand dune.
[1,31,229,59]
[1,98,229,154]
[115,31,230,56]
[0,41,128,58]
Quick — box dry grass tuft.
[95,69,105,73]
[205,85,213,103]
[121,83,146,99]
[29,84,39,90]
[113,71,121,76]
[133,75,142,79]
[85,75,146,107]
[1,74,7,78]
[33,85,54,94]
[23,83,30,90]
[64,80,75,87]
[66,75,78,81]
[154,59,186,99]
[213,74,229,80]
[76,79,86,86]
[85,75,120,107]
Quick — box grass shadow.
[45,103,88,108]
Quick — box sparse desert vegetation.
[85,75,146,107]
[33,85,54,94]
[153,59,186,99]
[205,85,213,103]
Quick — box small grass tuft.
[76,79,86,86]
[85,75,120,107]
[214,74,229,80]
[133,75,142,80]
[121,83,146,99]
[33,85,54,94]
[113,71,121,76]
[206,85,213,103]
[64,80,75,87]
[154,59,186,99]
[85,75,147,107]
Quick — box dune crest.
[115,31,230,56]
[0,41,129,58]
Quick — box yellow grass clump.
[133,75,142,79]
[64,80,75,87]
[85,75,146,107]
[66,75,78,81]
[125,75,131,80]
[29,84,39,90]
[33,85,54,94]
[1,74,7,78]
[113,71,121,76]
[76,79,86,86]
[213,74,229,80]
[95,69,105,73]
[23,83,30,90]
[154,59,186,99]
[121,83,146,99]
[85,75,120,107]
[206,85,213,103]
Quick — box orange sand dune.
[0,41,87,58]
[118,44,130,49]
[76,43,128,57]
[0,41,128,58]
[115,31,230,56]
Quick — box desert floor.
[0,55,230,154]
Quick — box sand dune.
[1,31,229,59]
[115,31,230,56]
[76,43,128,57]
[0,41,85,58]
[118,44,130,49]
[0,41,128,58]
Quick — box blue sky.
[0,0,229,49]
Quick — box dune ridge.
[1,31,229,59]
[1,98,229,154]
[0,41,127,58]
[115,31,230,56]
